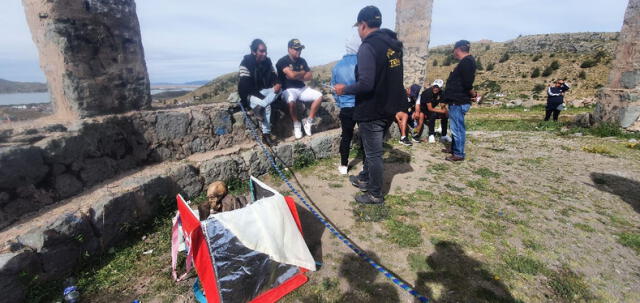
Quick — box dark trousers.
[544,110,560,121]
[427,111,448,136]
[357,119,391,198]
[339,107,356,166]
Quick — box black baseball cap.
[354,6,382,27]
[454,40,471,50]
[288,39,305,50]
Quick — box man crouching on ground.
[276,39,323,139]
[238,39,281,146]
[334,5,405,205]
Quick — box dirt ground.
[269,130,640,303]
[44,109,640,303]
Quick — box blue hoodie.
[331,54,357,108]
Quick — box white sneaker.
[440,135,452,143]
[338,165,348,175]
[428,135,436,143]
[303,118,314,136]
[293,121,303,139]
[435,126,442,134]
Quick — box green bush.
[580,59,598,68]
[442,54,456,66]
[432,59,438,66]
[477,80,502,93]
[476,57,484,70]
[531,67,541,78]
[542,65,554,77]
[499,53,510,63]
[578,71,587,79]
[532,84,546,94]
[532,54,542,62]
[486,63,495,71]
[550,60,560,70]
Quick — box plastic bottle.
[63,278,80,303]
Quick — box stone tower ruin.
[22,0,151,119]
[395,0,434,88]
[595,0,640,130]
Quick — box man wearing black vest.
[443,40,477,162]
[334,6,404,204]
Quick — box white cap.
[345,33,361,55]
[432,79,444,88]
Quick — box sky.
[0,0,629,84]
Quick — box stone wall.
[0,128,342,302]
[0,101,340,230]
[396,0,434,88]
[22,0,151,118]
[595,0,640,131]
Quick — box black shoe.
[355,193,384,205]
[411,135,422,143]
[399,136,413,146]
[262,134,277,146]
[253,105,265,122]
[349,175,368,192]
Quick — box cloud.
[0,0,629,83]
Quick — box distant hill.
[178,32,619,104]
[151,80,209,86]
[0,79,47,94]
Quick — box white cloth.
[283,86,322,103]
[212,178,316,271]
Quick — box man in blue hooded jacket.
[331,34,361,175]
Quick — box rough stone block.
[0,146,48,190]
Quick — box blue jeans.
[448,103,471,158]
[249,88,279,134]
[357,119,391,198]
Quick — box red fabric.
[176,195,221,303]
[177,194,310,303]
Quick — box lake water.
[0,87,198,106]
[0,92,50,106]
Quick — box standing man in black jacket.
[334,6,405,204]
[238,39,281,146]
[443,40,477,162]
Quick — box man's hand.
[334,84,346,95]
[273,83,281,93]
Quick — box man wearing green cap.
[276,39,323,139]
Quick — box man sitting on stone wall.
[238,39,281,146]
[276,39,324,139]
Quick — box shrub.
[532,54,542,62]
[485,45,491,51]
[476,57,484,70]
[442,54,456,66]
[499,53,510,63]
[486,63,495,71]
[580,59,597,68]
[477,80,502,93]
[542,65,554,77]
[531,67,541,78]
[578,71,587,79]
[550,60,560,70]
[532,84,546,94]
[432,59,438,66]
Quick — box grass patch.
[504,254,545,275]
[473,167,501,178]
[522,157,545,165]
[428,163,449,173]
[466,178,491,191]
[226,177,249,195]
[617,232,640,254]
[548,266,595,301]
[292,143,317,169]
[445,183,465,193]
[440,193,481,214]
[352,203,390,222]
[626,142,640,150]
[522,239,543,251]
[582,145,614,156]
[385,219,422,247]
[407,253,431,272]
[573,223,596,233]
[328,183,343,188]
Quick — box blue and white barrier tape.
[239,103,429,303]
